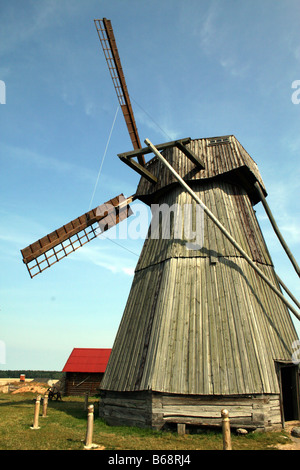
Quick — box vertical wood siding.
[135,135,266,204]
[101,180,298,396]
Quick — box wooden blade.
[21,194,134,278]
[94,18,145,166]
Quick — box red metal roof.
[62,348,111,373]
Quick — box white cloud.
[220,57,250,78]
[1,142,117,187]
[84,101,96,117]
[199,2,218,53]
[132,91,181,142]
[193,2,251,79]
[73,243,136,277]
[279,221,300,244]
[0,2,61,56]
[122,267,135,276]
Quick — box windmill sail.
[21,194,133,278]
[94,18,145,165]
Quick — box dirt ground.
[276,421,300,450]
[11,382,48,395]
[0,378,60,395]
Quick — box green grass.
[0,393,292,450]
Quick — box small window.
[207,137,230,146]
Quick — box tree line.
[0,370,64,379]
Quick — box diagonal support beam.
[144,138,300,322]
[118,155,158,184]
[118,137,205,183]
[118,137,192,160]
[254,181,300,278]
[276,274,300,310]
[175,140,205,168]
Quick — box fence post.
[30,395,41,430]
[177,423,186,435]
[42,393,49,418]
[84,391,89,410]
[221,409,232,450]
[84,404,98,449]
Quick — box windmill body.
[21,19,300,431]
[99,135,299,430]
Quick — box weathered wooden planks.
[135,181,272,273]
[101,256,298,396]
[135,135,266,205]
[99,390,283,431]
[65,372,103,396]
[100,136,299,431]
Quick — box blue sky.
[0,0,299,370]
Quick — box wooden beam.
[144,138,300,322]
[119,155,158,184]
[176,140,205,169]
[276,273,300,310]
[118,137,192,160]
[21,194,134,266]
[118,137,204,183]
[94,19,145,165]
[254,181,300,277]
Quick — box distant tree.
[0,370,64,379]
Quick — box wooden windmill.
[21,19,300,431]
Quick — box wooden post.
[84,391,89,410]
[84,404,98,449]
[221,409,232,450]
[177,423,186,435]
[254,181,300,278]
[42,393,49,418]
[30,395,41,430]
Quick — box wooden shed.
[63,348,111,396]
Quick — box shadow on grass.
[0,393,96,421]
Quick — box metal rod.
[254,181,300,278]
[144,138,300,322]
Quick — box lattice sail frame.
[94,18,145,165]
[21,194,133,278]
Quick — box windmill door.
[278,363,300,423]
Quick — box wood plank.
[119,156,158,184]
[21,194,132,263]
[176,140,205,169]
[118,137,191,160]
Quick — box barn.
[62,348,111,396]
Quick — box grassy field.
[0,392,293,451]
